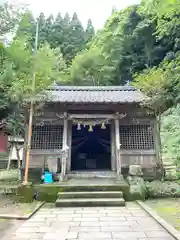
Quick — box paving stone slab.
[145,230,172,237]
[140,238,175,240]
[112,231,146,238]
[9,204,176,240]
[70,226,101,232]
[78,232,112,239]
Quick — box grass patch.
[0,169,19,184]
[146,198,180,231]
[0,219,8,222]
[0,194,42,217]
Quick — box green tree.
[0,35,68,170]
[62,12,86,64]
[134,51,180,113]
[51,13,64,48]
[85,19,95,44]
[21,11,90,65]
[45,14,54,47]
[15,11,36,45]
[161,105,180,166]
[70,47,114,85]
[71,0,179,86]
[0,2,21,36]
[142,0,180,50]
[37,12,46,45]
[64,12,70,25]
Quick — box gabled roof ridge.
[39,84,146,103]
[48,85,136,92]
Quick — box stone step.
[57,191,123,199]
[55,198,125,207]
[164,166,176,169]
[0,160,8,169]
[68,171,116,179]
[163,163,176,167]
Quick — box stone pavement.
[0,219,23,240]
[12,202,175,240]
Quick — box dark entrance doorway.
[71,124,111,171]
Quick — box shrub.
[161,105,180,167]
[145,180,180,198]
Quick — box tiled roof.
[43,86,146,104]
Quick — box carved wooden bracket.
[115,112,127,119]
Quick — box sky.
[10,0,140,29]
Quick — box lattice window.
[31,125,63,149]
[119,124,154,149]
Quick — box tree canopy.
[0,0,180,165]
[17,11,95,65]
[68,0,179,113]
[0,2,22,37]
[0,2,68,138]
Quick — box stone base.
[116,174,124,182]
[34,178,130,202]
[55,198,125,207]
[59,175,68,182]
[127,176,146,201]
[122,167,162,180]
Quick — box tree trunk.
[15,143,21,181]
[7,150,12,170]
[7,143,13,170]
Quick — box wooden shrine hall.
[24,85,161,181]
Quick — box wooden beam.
[68,114,115,119]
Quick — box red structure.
[0,120,8,153]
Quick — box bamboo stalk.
[23,20,39,185]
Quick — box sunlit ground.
[146,198,180,231]
[0,169,19,183]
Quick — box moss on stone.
[129,184,146,201]
[34,183,131,202]
[16,184,34,203]
[127,176,146,201]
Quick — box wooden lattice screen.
[31,125,63,149]
[119,124,154,149]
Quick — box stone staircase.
[54,172,129,207]
[67,171,117,179]
[163,162,178,180]
[0,156,8,169]
[55,190,125,207]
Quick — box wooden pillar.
[22,124,28,169]
[18,123,28,180]
[59,113,69,181]
[110,121,116,171]
[21,111,28,172]
[63,115,68,146]
[67,120,72,172]
[115,118,121,176]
